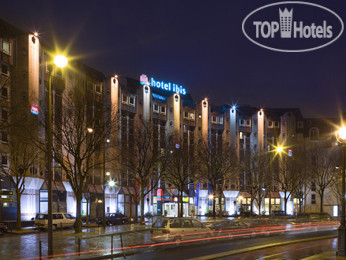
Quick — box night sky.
[1,0,345,118]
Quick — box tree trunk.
[258,198,262,216]
[140,185,145,222]
[284,196,288,215]
[86,199,89,225]
[180,190,184,217]
[212,192,216,219]
[320,190,324,213]
[16,191,21,230]
[75,192,83,233]
[219,192,223,218]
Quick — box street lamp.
[336,125,346,256]
[48,54,67,256]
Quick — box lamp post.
[103,139,110,228]
[47,55,67,256]
[337,126,346,256]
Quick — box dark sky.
[1,0,345,118]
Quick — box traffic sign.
[0,190,13,196]
[0,198,13,203]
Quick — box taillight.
[162,229,170,234]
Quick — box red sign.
[157,189,162,201]
[30,104,39,115]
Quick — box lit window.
[239,132,244,139]
[122,94,128,104]
[190,113,195,120]
[2,40,10,55]
[219,117,223,124]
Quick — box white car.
[34,213,76,230]
[150,217,212,243]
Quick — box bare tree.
[165,141,195,217]
[274,151,305,215]
[197,141,235,218]
[34,81,117,233]
[240,151,269,215]
[0,126,39,230]
[125,119,166,222]
[308,144,339,213]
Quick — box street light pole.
[47,69,53,256]
[337,126,346,256]
[47,55,67,256]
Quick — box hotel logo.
[242,2,344,52]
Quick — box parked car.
[150,217,212,243]
[0,223,8,235]
[34,213,76,230]
[209,219,249,231]
[96,213,133,225]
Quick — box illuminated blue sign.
[150,78,186,95]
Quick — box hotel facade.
[0,18,342,222]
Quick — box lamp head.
[54,55,68,68]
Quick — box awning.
[94,185,103,194]
[40,181,59,191]
[238,191,251,198]
[266,192,281,198]
[223,190,239,198]
[55,181,65,191]
[199,190,208,197]
[23,177,44,190]
[63,181,73,192]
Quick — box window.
[240,119,245,126]
[122,94,128,104]
[297,121,304,128]
[268,121,273,127]
[274,121,280,128]
[310,128,319,141]
[190,113,195,120]
[161,106,166,114]
[1,63,9,76]
[183,111,188,118]
[2,109,8,122]
[246,119,251,126]
[311,182,316,192]
[311,194,316,204]
[129,96,135,106]
[1,86,8,99]
[95,85,101,94]
[239,132,244,139]
[1,132,7,143]
[212,116,217,123]
[297,133,303,142]
[219,116,223,124]
[153,104,159,113]
[1,155,8,167]
[2,40,10,55]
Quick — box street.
[0,221,340,259]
